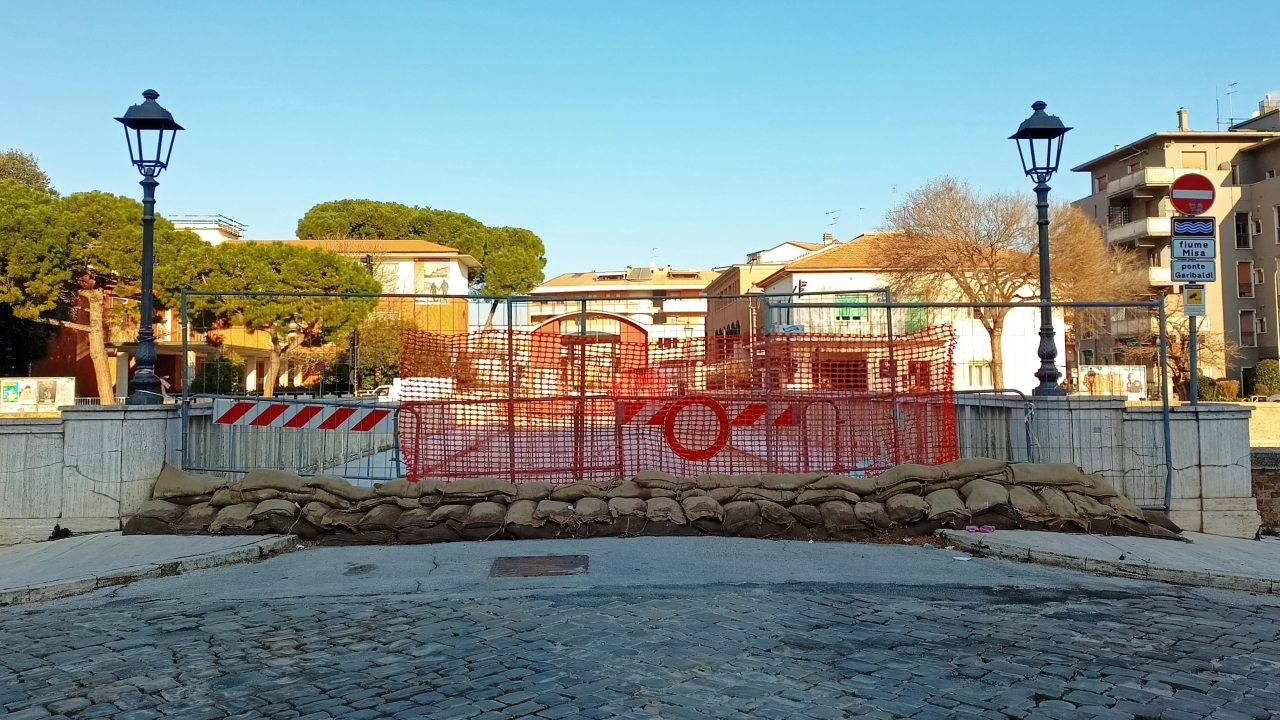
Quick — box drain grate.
[489,555,589,578]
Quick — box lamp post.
[1011,101,1071,397]
[116,90,183,405]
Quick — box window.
[1231,164,1240,184]
[1256,219,1265,236]
[1241,310,1258,347]
[906,297,927,332]
[836,294,868,321]
[1181,151,1208,170]
[1094,175,1108,193]
[907,361,932,391]
[1257,267,1267,285]
[967,362,993,389]
[1269,169,1278,179]
[1260,317,1269,335]
[1238,262,1255,297]
[1128,161,1143,174]
[1236,213,1252,249]
[1276,207,1280,242]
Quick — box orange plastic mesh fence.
[399,325,958,483]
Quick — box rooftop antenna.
[825,209,840,227]
[1227,82,1239,126]
[858,207,866,234]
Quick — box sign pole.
[1189,315,1198,406]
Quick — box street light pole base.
[127,370,164,405]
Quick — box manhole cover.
[489,555,589,578]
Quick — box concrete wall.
[0,406,180,545]
[954,396,1261,538]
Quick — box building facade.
[529,266,720,343]
[1072,99,1280,388]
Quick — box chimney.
[1177,108,1189,131]
[822,233,836,245]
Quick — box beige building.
[529,266,720,342]
[1072,97,1280,388]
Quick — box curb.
[938,531,1277,594]
[0,535,298,607]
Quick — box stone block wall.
[1250,449,1280,527]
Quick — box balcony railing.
[1106,167,1199,198]
[532,299,657,316]
[1107,217,1171,245]
[1148,266,1175,287]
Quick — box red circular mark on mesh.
[662,395,731,462]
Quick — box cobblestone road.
[2,549,1280,720]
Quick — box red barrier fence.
[399,326,958,483]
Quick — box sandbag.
[707,487,739,505]
[301,502,334,528]
[1067,492,1117,519]
[876,464,945,489]
[240,469,307,494]
[762,473,823,491]
[1105,494,1146,521]
[507,522,567,540]
[306,476,378,502]
[604,482,644,499]
[681,495,725,523]
[819,501,863,533]
[1114,516,1184,541]
[429,504,471,525]
[134,499,185,524]
[1008,463,1091,486]
[502,499,542,527]
[924,489,969,520]
[168,494,213,506]
[960,479,1009,515]
[311,488,352,510]
[574,497,612,524]
[1143,510,1183,534]
[516,481,555,502]
[854,501,892,531]
[375,479,422,499]
[356,504,402,530]
[809,475,877,496]
[1083,473,1120,497]
[734,487,796,504]
[695,474,738,490]
[939,458,1008,478]
[795,488,860,505]
[250,499,298,519]
[463,502,508,529]
[323,510,367,531]
[634,469,687,491]
[206,486,241,507]
[122,516,174,535]
[608,497,648,519]
[789,503,823,527]
[756,500,794,528]
[721,501,762,534]
[534,500,571,524]
[210,502,258,532]
[645,497,687,524]
[151,463,227,500]
[729,475,766,488]
[263,514,322,541]
[173,503,220,533]
[550,482,606,503]
[399,525,460,540]
[871,481,924,502]
[1039,487,1081,518]
[1008,486,1052,520]
[442,477,517,502]
[321,530,391,546]
[885,494,928,523]
[396,508,438,529]
[677,489,708,501]
[241,488,282,504]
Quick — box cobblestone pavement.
[2,544,1280,720]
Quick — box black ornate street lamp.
[117,89,183,405]
[1011,101,1071,397]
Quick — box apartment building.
[529,266,719,342]
[1072,97,1280,387]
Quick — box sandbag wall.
[126,459,1184,545]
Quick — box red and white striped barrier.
[618,396,795,462]
[212,398,394,433]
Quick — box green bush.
[1196,375,1219,401]
[1255,384,1272,397]
[1256,360,1280,396]
[1218,379,1240,400]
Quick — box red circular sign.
[662,396,731,462]
[1169,173,1216,216]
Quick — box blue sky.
[2,1,1275,278]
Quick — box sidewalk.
[0,532,296,606]
[939,529,1280,594]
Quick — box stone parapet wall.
[1250,449,1280,527]
[126,460,1186,545]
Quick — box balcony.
[1107,216,1171,246]
[1105,167,1199,199]
[531,299,656,317]
[1148,266,1176,287]
[660,298,707,313]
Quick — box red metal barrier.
[399,326,958,483]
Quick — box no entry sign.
[1170,174,1215,216]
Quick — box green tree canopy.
[197,241,382,397]
[296,199,546,294]
[0,149,51,190]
